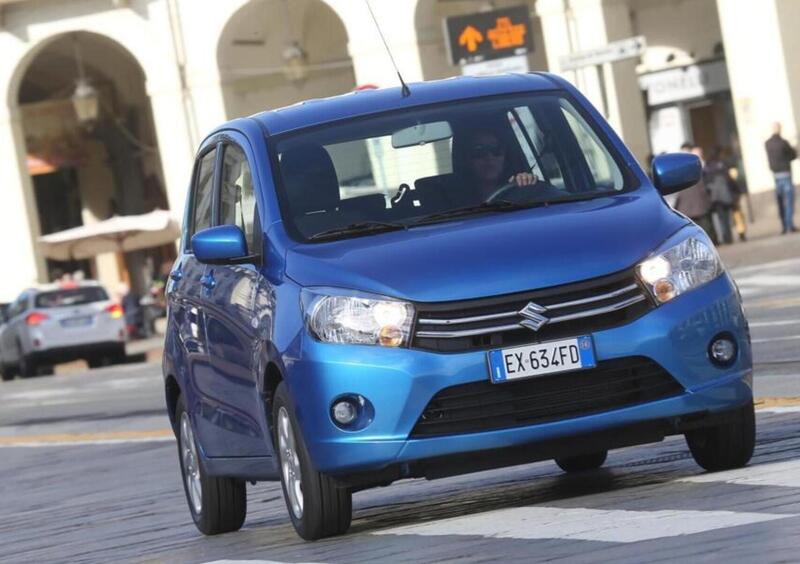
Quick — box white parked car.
[0,282,127,380]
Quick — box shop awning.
[38,209,180,261]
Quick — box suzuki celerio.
[163,73,754,540]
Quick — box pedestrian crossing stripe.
[679,458,800,488]
[373,506,795,543]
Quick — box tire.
[175,394,247,535]
[555,450,608,473]
[18,352,37,378]
[686,400,755,472]
[111,345,127,365]
[273,382,352,540]
[88,355,109,369]
[0,364,13,382]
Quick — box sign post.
[444,6,534,76]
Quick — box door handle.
[200,272,216,291]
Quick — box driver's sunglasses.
[469,143,505,159]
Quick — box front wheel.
[685,400,755,472]
[273,383,352,540]
[176,395,247,535]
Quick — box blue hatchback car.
[163,73,754,540]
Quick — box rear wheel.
[0,364,13,382]
[273,383,352,540]
[686,400,755,472]
[555,450,608,473]
[176,395,247,535]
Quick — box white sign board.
[560,36,646,71]
[648,106,687,155]
[462,54,530,76]
[638,60,730,106]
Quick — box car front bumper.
[285,273,752,474]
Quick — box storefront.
[639,59,739,161]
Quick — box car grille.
[412,269,653,353]
[410,357,684,438]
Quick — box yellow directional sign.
[487,16,526,50]
[459,25,484,53]
[444,6,533,66]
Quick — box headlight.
[637,235,722,303]
[302,288,414,347]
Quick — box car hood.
[285,190,688,303]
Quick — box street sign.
[559,36,646,71]
[444,6,533,66]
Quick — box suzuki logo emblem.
[519,301,549,331]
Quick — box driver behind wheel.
[453,123,539,202]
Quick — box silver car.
[0,282,127,380]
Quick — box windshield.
[273,93,633,242]
[35,287,108,309]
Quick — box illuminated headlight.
[302,288,414,347]
[637,235,722,304]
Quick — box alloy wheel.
[180,412,203,515]
[277,406,304,519]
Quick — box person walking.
[704,147,738,245]
[675,143,718,244]
[764,122,797,234]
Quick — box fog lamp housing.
[709,334,737,367]
[330,394,374,431]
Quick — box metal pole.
[596,64,609,119]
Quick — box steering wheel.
[485,181,519,203]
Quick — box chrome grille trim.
[416,323,523,339]
[546,293,646,323]
[415,293,647,339]
[418,310,519,326]
[542,283,640,311]
[417,283,641,326]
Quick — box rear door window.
[35,287,109,308]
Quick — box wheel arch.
[165,374,181,435]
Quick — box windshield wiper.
[411,199,543,226]
[308,221,408,241]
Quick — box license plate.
[487,336,596,383]
[61,316,92,328]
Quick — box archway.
[14,31,172,296]
[217,0,356,119]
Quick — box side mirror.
[192,225,249,264]
[652,153,702,196]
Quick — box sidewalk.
[717,190,800,270]
[126,336,164,363]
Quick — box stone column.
[537,0,650,164]
[716,0,800,194]
[0,107,46,301]
[146,80,197,220]
[324,0,426,87]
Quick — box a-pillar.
[0,106,46,301]
[537,0,650,165]
[716,0,800,194]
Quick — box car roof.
[245,72,561,137]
